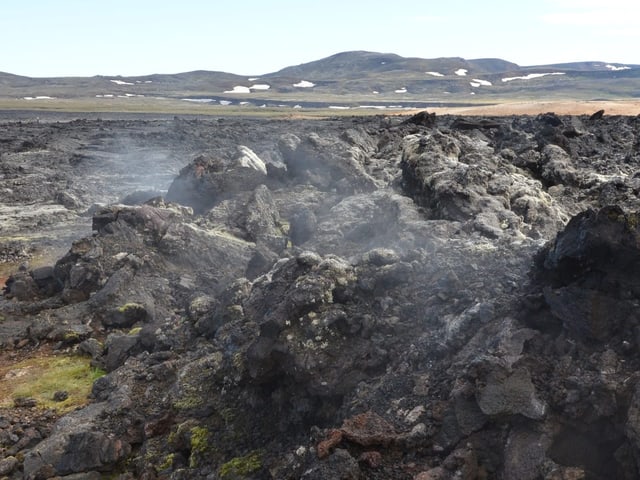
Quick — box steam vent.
[2,111,640,479]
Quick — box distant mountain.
[1,51,639,110]
[266,51,521,80]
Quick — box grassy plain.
[1,96,639,118]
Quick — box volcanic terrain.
[1,109,640,479]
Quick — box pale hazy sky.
[2,0,639,77]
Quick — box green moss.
[63,331,80,341]
[128,326,142,336]
[158,453,175,470]
[117,302,145,314]
[190,426,209,453]
[172,393,205,411]
[171,353,223,410]
[189,426,210,468]
[219,451,263,478]
[90,366,107,382]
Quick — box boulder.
[103,302,150,328]
[103,332,143,372]
[501,427,552,480]
[278,132,377,193]
[402,110,436,127]
[451,118,501,130]
[166,150,268,213]
[476,366,547,420]
[289,207,317,245]
[400,131,566,238]
[537,206,640,341]
[23,399,133,478]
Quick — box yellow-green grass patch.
[0,354,105,412]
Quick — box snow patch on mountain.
[225,86,251,94]
[502,72,565,82]
[110,79,134,85]
[606,64,630,71]
[470,79,492,87]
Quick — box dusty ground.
[425,99,640,116]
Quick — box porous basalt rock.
[400,130,567,239]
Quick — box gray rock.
[56,191,82,210]
[14,396,37,408]
[53,390,69,402]
[300,448,361,480]
[290,207,317,246]
[58,472,103,480]
[502,427,552,480]
[78,337,105,359]
[24,430,131,478]
[541,144,579,186]
[626,383,640,449]
[4,272,39,300]
[104,333,142,372]
[0,455,19,475]
[400,131,566,239]
[103,302,150,328]
[278,131,377,192]
[166,153,268,213]
[23,383,135,478]
[243,185,287,253]
[477,367,547,420]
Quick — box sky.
[2,0,639,77]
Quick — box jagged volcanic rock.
[2,112,640,479]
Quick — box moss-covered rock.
[219,451,263,479]
[188,426,210,468]
[103,302,149,328]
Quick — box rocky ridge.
[1,111,640,479]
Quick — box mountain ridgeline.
[268,51,522,79]
[1,50,639,108]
